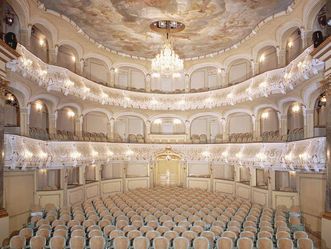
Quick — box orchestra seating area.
[8,187,313,249]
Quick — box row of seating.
[261,131,287,142]
[229,133,254,143]
[29,127,49,140]
[287,128,304,141]
[8,187,314,249]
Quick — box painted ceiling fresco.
[40,0,292,58]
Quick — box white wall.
[260,108,279,133]
[228,113,253,134]
[286,29,302,64]
[84,58,108,85]
[258,46,278,73]
[83,112,108,134]
[151,118,185,134]
[56,108,75,132]
[116,66,145,90]
[127,162,148,177]
[115,116,144,139]
[191,116,220,141]
[57,45,77,73]
[29,102,48,130]
[188,162,210,177]
[213,164,234,180]
[30,26,48,63]
[190,67,218,90]
[228,59,252,85]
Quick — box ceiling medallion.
[151,20,185,77]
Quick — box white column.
[145,120,151,143]
[110,68,116,87]
[48,46,58,65]
[280,114,288,137]
[209,162,214,192]
[250,167,256,187]
[222,118,228,141]
[277,46,286,68]
[75,115,83,138]
[48,113,57,135]
[305,109,314,138]
[252,114,257,140]
[107,117,115,140]
[20,106,30,136]
[79,58,85,76]
[251,59,258,76]
[185,120,191,142]
[146,74,151,92]
[185,74,190,93]
[219,68,226,87]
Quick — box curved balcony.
[7,45,324,111]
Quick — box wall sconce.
[71,55,76,62]
[287,41,293,48]
[154,119,162,125]
[261,111,269,120]
[259,54,265,63]
[67,109,75,118]
[35,102,43,111]
[173,118,181,125]
[39,37,46,47]
[5,10,15,26]
[291,103,301,113]
[320,95,326,103]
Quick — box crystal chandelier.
[152,40,183,76]
[150,20,185,76]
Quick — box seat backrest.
[257,238,273,249]
[153,236,169,249]
[297,238,313,249]
[29,236,46,249]
[277,238,294,249]
[49,236,65,249]
[89,236,105,249]
[69,236,85,249]
[237,237,253,249]
[216,237,233,249]
[173,237,189,249]
[193,237,209,249]
[257,231,272,239]
[113,236,129,249]
[294,231,308,240]
[133,236,149,249]
[10,235,26,249]
[19,228,33,241]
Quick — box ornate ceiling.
[39,0,293,58]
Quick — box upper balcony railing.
[7,45,324,111]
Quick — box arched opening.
[227,59,252,86]
[53,106,78,140]
[151,117,185,135]
[239,166,251,185]
[30,24,50,63]
[258,46,278,74]
[227,113,253,142]
[1,1,20,42]
[116,66,146,91]
[190,115,221,144]
[287,102,304,141]
[57,44,78,73]
[151,74,185,93]
[83,58,109,86]
[82,111,108,141]
[314,93,326,136]
[154,148,183,187]
[259,108,280,141]
[3,90,20,134]
[190,67,218,91]
[312,5,327,41]
[114,115,145,143]
[285,28,302,64]
[37,169,61,191]
[29,100,49,140]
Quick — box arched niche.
[30,24,51,63]
[114,115,145,142]
[314,93,326,136]
[151,117,185,135]
[57,44,79,73]
[258,46,278,74]
[287,102,304,141]
[227,59,252,86]
[56,106,78,133]
[2,1,21,41]
[190,115,220,143]
[285,28,302,64]
[190,66,218,91]
[83,111,108,135]
[3,90,20,132]
[83,57,109,85]
[260,108,279,134]
[116,66,146,91]
[29,100,49,138]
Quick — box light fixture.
[67,109,75,118]
[5,10,15,26]
[39,37,45,47]
[71,55,76,62]
[320,95,326,103]
[154,119,162,125]
[287,40,293,48]
[151,20,185,76]
[261,112,269,120]
[173,118,181,125]
[259,54,265,63]
[6,93,14,102]
[291,103,301,113]
[35,102,43,111]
